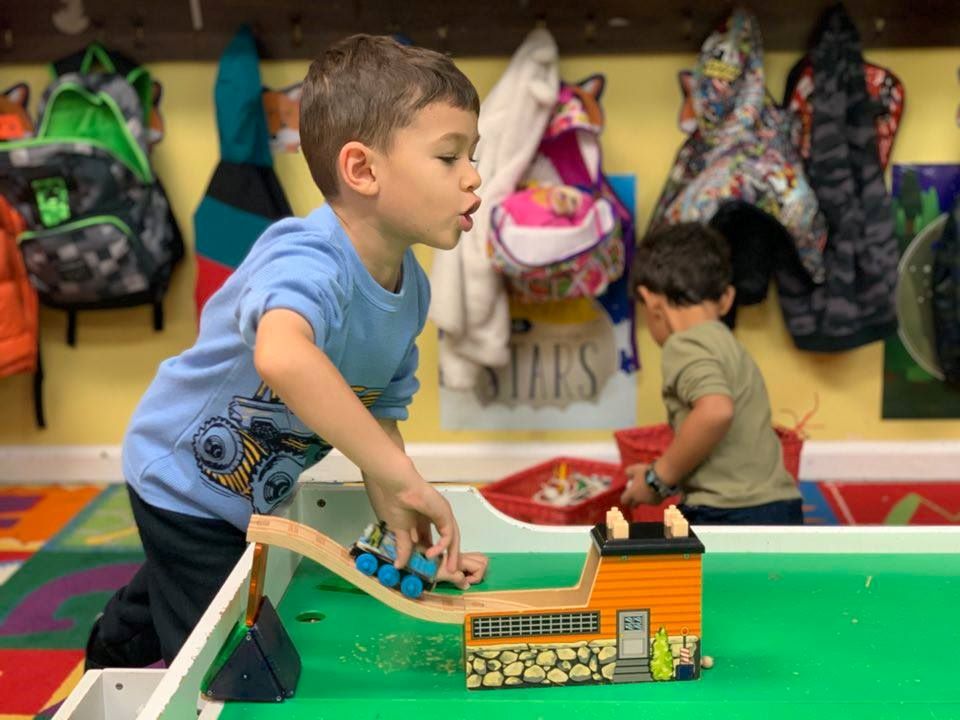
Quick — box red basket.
[614,423,804,481]
[480,457,627,526]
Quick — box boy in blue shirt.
[620,223,803,525]
[86,35,486,669]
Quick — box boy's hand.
[620,463,660,507]
[436,552,488,589]
[367,469,465,587]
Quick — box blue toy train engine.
[349,521,439,600]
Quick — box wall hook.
[584,13,597,43]
[189,0,204,32]
[291,15,303,48]
[680,8,694,42]
[52,0,90,36]
[436,24,449,54]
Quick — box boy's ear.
[719,285,736,315]
[638,287,664,311]
[337,141,378,197]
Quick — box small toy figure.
[350,521,439,599]
[535,462,613,507]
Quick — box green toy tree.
[650,626,674,681]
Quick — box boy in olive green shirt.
[621,223,803,525]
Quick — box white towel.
[429,28,559,389]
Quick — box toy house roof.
[591,522,706,557]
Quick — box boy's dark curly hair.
[630,222,732,306]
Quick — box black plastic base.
[205,596,301,702]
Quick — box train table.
[56,482,960,720]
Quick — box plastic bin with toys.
[480,457,627,526]
[614,423,804,481]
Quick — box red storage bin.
[614,423,804,481]
[480,457,627,526]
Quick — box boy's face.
[637,287,671,347]
[373,102,481,251]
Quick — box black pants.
[678,498,805,525]
[85,486,247,669]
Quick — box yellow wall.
[0,48,957,445]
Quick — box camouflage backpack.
[0,50,182,345]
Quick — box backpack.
[488,76,631,304]
[651,9,827,287]
[0,45,182,345]
[489,184,623,302]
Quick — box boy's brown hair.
[630,222,732,306]
[300,34,480,199]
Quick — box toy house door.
[617,610,649,658]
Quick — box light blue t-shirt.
[123,205,429,530]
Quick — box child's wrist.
[652,458,679,487]
[645,464,679,499]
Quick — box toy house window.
[624,616,645,631]
[471,612,600,639]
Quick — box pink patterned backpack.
[488,76,630,303]
[489,184,623,302]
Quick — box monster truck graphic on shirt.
[192,382,383,513]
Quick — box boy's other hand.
[436,551,488,589]
[620,463,660,507]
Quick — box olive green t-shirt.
[661,321,799,509]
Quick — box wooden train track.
[247,515,601,623]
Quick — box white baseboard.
[1,440,960,485]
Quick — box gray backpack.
[0,67,182,345]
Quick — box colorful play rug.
[0,484,143,718]
[1,477,959,717]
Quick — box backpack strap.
[153,287,164,332]
[66,309,77,346]
[51,43,153,124]
[33,340,45,428]
[538,131,599,190]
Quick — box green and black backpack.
[0,44,182,345]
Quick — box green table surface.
[218,552,960,719]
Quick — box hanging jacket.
[0,195,44,426]
[193,26,292,317]
[0,196,36,378]
[428,28,559,389]
[778,5,898,352]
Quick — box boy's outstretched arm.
[622,394,733,506]
[371,418,488,588]
[656,394,734,487]
[253,308,462,577]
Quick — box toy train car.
[350,521,439,599]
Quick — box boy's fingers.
[462,553,488,584]
[444,526,461,575]
[393,530,413,569]
[423,526,450,558]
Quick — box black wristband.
[644,465,678,499]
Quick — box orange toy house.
[464,507,705,689]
